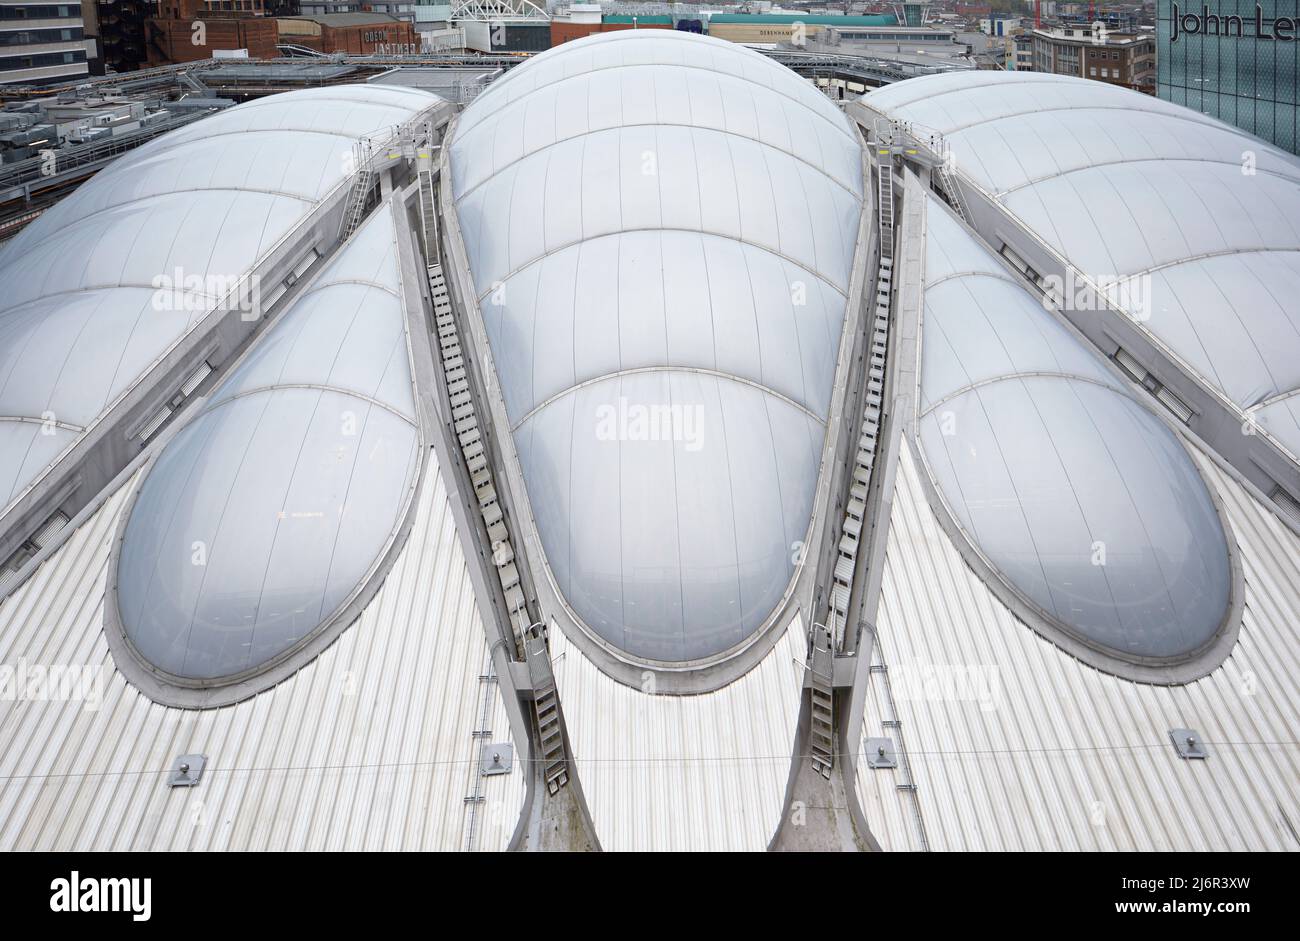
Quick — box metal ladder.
[808,622,836,779]
[876,148,896,260]
[525,623,569,795]
[417,165,438,263]
[463,651,497,851]
[935,141,972,226]
[338,140,373,241]
[869,660,931,851]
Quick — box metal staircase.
[825,150,895,644]
[430,263,571,797]
[524,622,570,795]
[808,623,836,779]
[422,173,572,800]
[935,144,972,226]
[427,263,529,641]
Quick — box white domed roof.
[450,31,864,661]
[865,71,1300,463]
[0,85,437,517]
[919,199,1232,660]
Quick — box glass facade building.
[1158,0,1300,153]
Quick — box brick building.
[1028,25,1156,92]
[276,12,416,54]
[147,15,279,64]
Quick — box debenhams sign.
[1171,3,1298,41]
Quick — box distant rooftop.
[281,12,403,26]
[603,14,673,24]
[708,14,899,26]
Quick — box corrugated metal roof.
[855,439,1300,851]
[0,455,525,851]
[551,614,805,850]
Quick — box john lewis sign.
[1171,3,1298,41]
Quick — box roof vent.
[1155,386,1194,425]
[135,404,172,444]
[1271,486,1300,526]
[1114,346,1146,382]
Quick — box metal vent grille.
[1114,347,1146,382]
[998,242,1040,286]
[1271,486,1300,526]
[1155,387,1194,424]
[137,404,172,443]
[30,511,70,549]
[179,361,212,397]
[291,247,319,279]
[262,282,288,311]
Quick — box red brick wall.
[319,20,417,54]
[147,17,279,64]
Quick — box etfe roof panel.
[450,30,865,663]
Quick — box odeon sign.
[1170,3,1298,41]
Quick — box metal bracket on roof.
[168,753,207,787]
[1169,729,1208,760]
[480,743,514,777]
[865,737,898,769]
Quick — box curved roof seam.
[201,383,417,427]
[470,60,858,148]
[302,278,401,301]
[926,268,1027,291]
[452,119,861,205]
[0,284,214,322]
[870,73,1081,108]
[919,371,1122,419]
[121,126,387,171]
[995,156,1300,197]
[1116,246,1300,280]
[0,415,85,432]
[1254,382,1300,412]
[5,187,316,261]
[471,226,852,304]
[940,101,1229,138]
[511,366,827,431]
